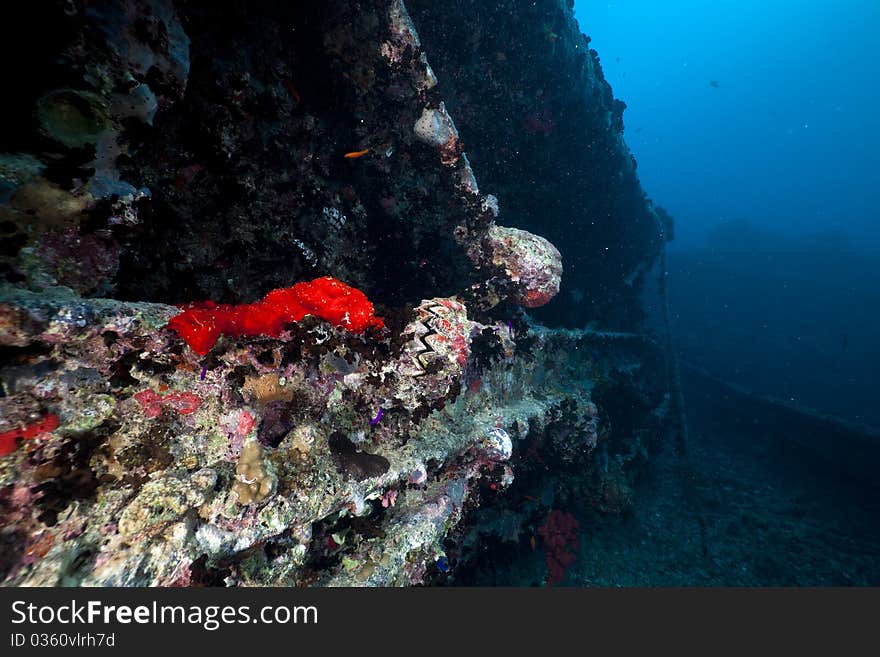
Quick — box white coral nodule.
[414,104,458,148]
[482,427,513,461]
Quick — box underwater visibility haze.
[580,2,880,429]
[0,0,877,587]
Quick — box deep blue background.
[575,0,880,248]
[574,1,880,428]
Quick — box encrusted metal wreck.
[0,0,673,586]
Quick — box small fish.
[709,80,720,88]
[344,149,370,159]
[370,408,383,426]
[200,365,207,381]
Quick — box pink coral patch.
[135,389,201,418]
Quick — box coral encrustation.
[167,276,385,354]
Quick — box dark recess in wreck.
[408,0,664,329]
[113,0,480,308]
[1,0,662,332]
[0,0,482,308]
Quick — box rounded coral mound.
[485,225,563,308]
[167,276,385,355]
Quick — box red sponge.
[0,414,60,457]
[167,276,384,355]
[538,509,580,586]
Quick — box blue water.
[577,0,880,248]
[576,0,880,429]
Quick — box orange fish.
[344,149,370,159]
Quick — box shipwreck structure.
[0,0,672,586]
